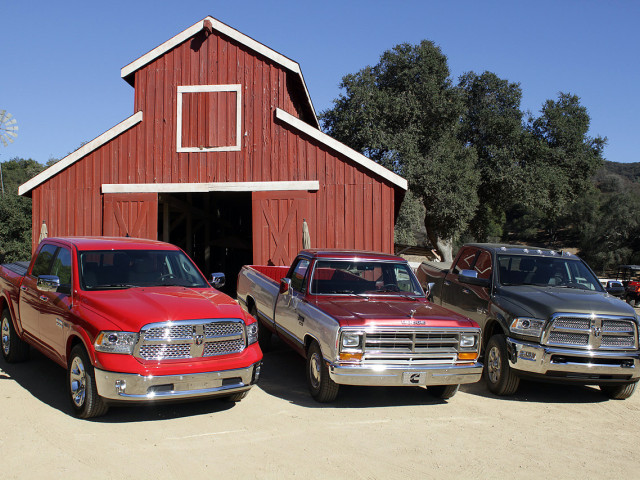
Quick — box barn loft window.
[176,84,242,152]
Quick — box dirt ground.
[1,337,639,480]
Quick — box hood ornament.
[409,309,416,318]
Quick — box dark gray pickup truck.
[417,244,640,399]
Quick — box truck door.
[274,258,310,353]
[17,243,58,342]
[441,246,480,318]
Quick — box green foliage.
[0,158,45,262]
[394,191,426,245]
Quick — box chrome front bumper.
[94,362,261,402]
[507,337,640,380]
[328,362,483,386]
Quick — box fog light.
[519,351,536,361]
[115,379,126,394]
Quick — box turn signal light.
[339,352,363,361]
[458,352,478,360]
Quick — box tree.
[0,158,45,262]
[321,41,478,261]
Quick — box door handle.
[462,288,471,295]
[443,280,451,286]
[20,285,28,292]
[39,295,48,302]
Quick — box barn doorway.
[158,192,252,296]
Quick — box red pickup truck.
[0,237,262,418]
[237,250,482,402]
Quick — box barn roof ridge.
[121,16,319,128]
[275,109,408,191]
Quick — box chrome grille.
[358,328,478,365]
[544,314,638,350]
[136,319,246,361]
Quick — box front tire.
[600,381,638,400]
[67,345,108,418]
[306,341,339,402]
[1,308,29,363]
[223,390,249,402]
[484,334,520,396]
[428,384,459,399]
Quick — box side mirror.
[210,272,226,288]
[459,269,490,288]
[280,278,292,295]
[37,275,61,293]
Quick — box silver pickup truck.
[236,249,483,402]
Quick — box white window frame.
[176,84,242,153]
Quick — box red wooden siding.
[103,193,158,239]
[28,23,401,267]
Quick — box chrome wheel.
[309,351,322,390]
[487,345,501,384]
[69,355,87,408]
[1,316,10,356]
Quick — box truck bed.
[1,261,29,276]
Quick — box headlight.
[94,331,139,354]
[246,322,259,345]
[341,332,362,349]
[510,318,545,338]
[460,334,477,348]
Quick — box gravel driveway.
[1,338,639,479]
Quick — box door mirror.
[210,272,226,288]
[37,275,61,293]
[459,269,490,288]
[279,278,292,295]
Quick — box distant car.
[605,280,625,298]
[616,265,640,307]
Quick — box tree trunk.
[424,213,454,263]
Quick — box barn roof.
[121,16,319,128]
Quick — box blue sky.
[1,0,638,165]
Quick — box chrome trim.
[541,313,638,350]
[133,318,246,360]
[328,362,483,386]
[507,337,640,379]
[94,362,261,401]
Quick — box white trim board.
[275,109,408,191]
[19,112,143,196]
[121,16,319,128]
[102,181,320,194]
[176,84,242,152]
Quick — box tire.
[484,334,520,396]
[428,384,459,399]
[600,381,638,400]
[250,305,271,352]
[223,390,249,402]
[1,308,29,363]
[626,297,635,307]
[67,345,109,418]
[306,341,339,402]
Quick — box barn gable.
[20,15,407,289]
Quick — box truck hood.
[80,287,246,332]
[496,285,637,319]
[313,296,479,329]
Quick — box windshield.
[310,260,423,296]
[497,254,603,291]
[79,250,209,290]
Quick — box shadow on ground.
[0,348,237,423]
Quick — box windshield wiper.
[91,283,138,290]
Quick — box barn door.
[252,191,309,266]
[103,193,158,239]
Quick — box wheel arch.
[482,318,507,355]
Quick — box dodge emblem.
[592,326,602,338]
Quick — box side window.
[474,251,493,280]
[452,247,478,274]
[290,259,310,293]
[51,247,72,294]
[31,244,58,277]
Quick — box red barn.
[19,16,407,284]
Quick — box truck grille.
[135,319,246,360]
[356,328,479,365]
[544,314,638,350]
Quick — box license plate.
[402,372,427,385]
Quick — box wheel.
[223,390,249,402]
[306,341,339,402]
[67,345,108,418]
[600,381,638,400]
[626,297,635,306]
[484,334,520,396]
[1,308,29,363]
[428,384,459,399]
[249,305,271,352]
